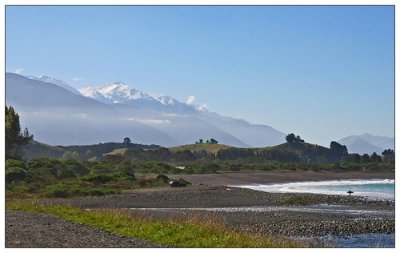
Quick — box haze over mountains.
[5,73,285,147]
[338,133,394,155]
[5,72,394,153]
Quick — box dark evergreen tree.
[361,154,370,163]
[382,149,394,156]
[330,141,348,156]
[5,106,33,159]
[210,138,218,144]
[285,133,296,143]
[370,152,382,163]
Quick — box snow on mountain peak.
[26,74,81,95]
[79,82,181,106]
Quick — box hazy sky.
[6,6,394,146]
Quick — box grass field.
[104,148,128,156]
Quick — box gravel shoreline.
[35,185,394,239]
[6,171,395,247]
[5,211,166,248]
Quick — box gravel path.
[5,211,165,248]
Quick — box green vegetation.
[5,157,172,198]
[5,106,33,159]
[5,107,394,199]
[6,201,306,248]
[169,143,231,155]
[7,156,392,198]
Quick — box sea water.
[236,179,395,200]
[235,179,395,247]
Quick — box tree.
[361,154,370,163]
[382,149,394,156]
[285,133,296,143]
[210,138,218,144]
[370,152,382,163]
[5,106,33,159]
[199,139,203,144]
[296,135,305,143]
[123,137,131,144]
[330,141,348,156]
[285,133,304,144]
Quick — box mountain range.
[6,72,394,153]
[338,133,394,155]
[5,73,285,147]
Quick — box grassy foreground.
[7,201,306,248]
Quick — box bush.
[69,164,90,176]
[83,174,116,184]
[115,160,135,176]
[90,164,113,174]
[6,159,25,169]
[44,184,71,198]
[6,167,27,183]
[57,168,76,179]
[43,184,120,197]
[156,174,169,183]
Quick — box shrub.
[83,174,116,184]
[57,168,76,179]
[90,164,112,174]
[156,174,169,183]
[115,160,135,176]
[69,164,90,176]
[6,167,27,183]
[43,184,71,198]
[6,159,25,169]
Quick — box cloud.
[72,76,85,81]
[186,95,196,105]
[197,104,208,111]
[126,118,171,124]
[15,68,24,74]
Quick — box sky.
[5,6,394,146]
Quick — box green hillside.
[169,143,232,154]
[22,141,66,160]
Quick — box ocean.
[236,179,395,200]
[235,178,395,247]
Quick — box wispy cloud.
[72,76,85,81]
[197,104,208,111]
[186,95,196,105]
[129,118,171,124]
[15,68,24,74]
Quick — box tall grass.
[7,201,306,248]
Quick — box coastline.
[7,170,396,247]
[168,170,395,186]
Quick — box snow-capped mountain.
[79,82,179,106]
[338,133,394,155]
[6,72,286,147]
[27,75,81,95]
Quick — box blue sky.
[6,6,394,145]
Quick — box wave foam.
[233,179,395,200]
